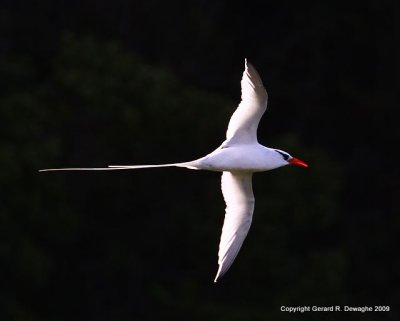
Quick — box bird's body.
[40,60,308,282]
[187,144,289,172]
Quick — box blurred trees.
[0,33,346,321]
[0,0,396,320]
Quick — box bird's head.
[274,149,308,168]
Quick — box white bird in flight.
[40,59,308,282]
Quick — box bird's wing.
[225,59,268,145]
[215,171,255,282]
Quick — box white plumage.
[40,60,308,282]
[216,172,254,282]
[225,59,268,145]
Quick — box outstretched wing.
[225,59,268,145]
[215,171,255,282]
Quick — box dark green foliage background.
[0,1,397,320]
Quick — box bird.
[40,59,308,282]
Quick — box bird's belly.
[198,145,272,172]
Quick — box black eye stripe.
[275,150,289,160]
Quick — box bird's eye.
[275,150,289,161]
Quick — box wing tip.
[244,58,256,71]
[214,267,223,283]
[244,58,251,71]
[241,59,267,97]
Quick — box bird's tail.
[39,161,201,172]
